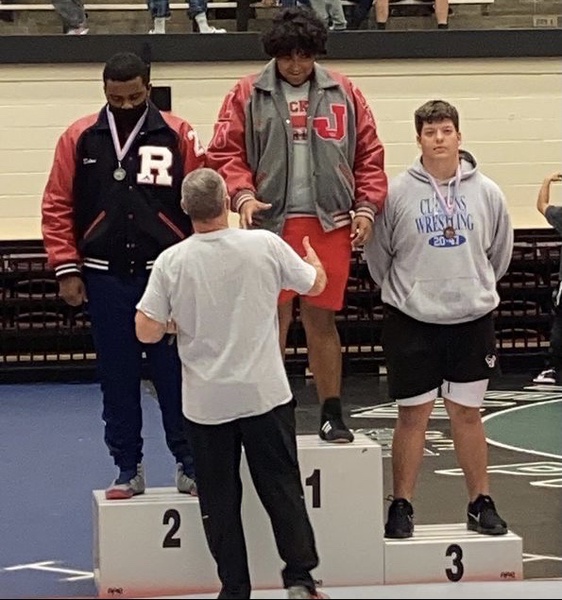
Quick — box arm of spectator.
[537,172,562,217]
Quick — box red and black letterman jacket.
[41,101,205,278]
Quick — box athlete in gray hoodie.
[364,99,514,539]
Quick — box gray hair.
[181,168,227,221]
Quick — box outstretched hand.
[239,198,272,229]
[302,235,321,267]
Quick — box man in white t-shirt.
[135,168,327,600]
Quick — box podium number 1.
[305,469,321,508]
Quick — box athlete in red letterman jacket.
[41,52,205,500]
[206,8,387,449]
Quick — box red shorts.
[279,217,352,311]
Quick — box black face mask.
[109,102,147,129]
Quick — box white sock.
[194,12,211,32]
[153,16,166,33]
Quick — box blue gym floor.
[0,373,560,599]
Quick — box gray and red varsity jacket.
[206,59,387,234]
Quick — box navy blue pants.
[83,269,194,476]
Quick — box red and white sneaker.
[105,464,145,500]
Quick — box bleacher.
[0,0,496,33]
[0,228,558,383]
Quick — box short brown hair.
[414,100,459,136]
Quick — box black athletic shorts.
[381,304,499,400]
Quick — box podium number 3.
[163,508,181,548]
[445,543,464,581]
[305,469,321,508]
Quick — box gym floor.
[0,370,560,599]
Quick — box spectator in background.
[135,167,327,600]
[41,52,205,500]
[364,99,512,539]
[348,0,450,30]
[206,7,387,445]
[532,171,562,385]
[279,0,313,8]
[52,0,88,34]
[148,0,226,33]
[308,0,347,30]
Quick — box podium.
[241,434,385,588]
[93,433,523,597]
[384,524,523,584]
[93,488,218,598]
[93,433,384,598]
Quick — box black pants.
[548,299,562,370]
[185,401,319,597]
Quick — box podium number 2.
[305,469,321,508]
[163,508,181,548]
[445,543,464,582]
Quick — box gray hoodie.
[364,150,514,324]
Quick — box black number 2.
[305,469,321,508]
[445,543,464,582]
[162,508,181,548]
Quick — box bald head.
[181,168,229,222]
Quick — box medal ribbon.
[427,165,462,219]
[106,105,148,166]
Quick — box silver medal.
[113,167,126,181]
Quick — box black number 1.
[305,469,321,508]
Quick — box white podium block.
[93,488,219,598]
[384,523,523,585]
[93,433,385,598]
[241,433,385,588]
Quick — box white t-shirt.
[136,228,316,425]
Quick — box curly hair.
[261,7,328,58]
[414,100,460,135]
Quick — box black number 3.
[445,543,464,582]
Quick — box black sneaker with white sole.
[384,498,414,538]
[319,416,354,443]
[467,494,508,535]
[318,397,354,443]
